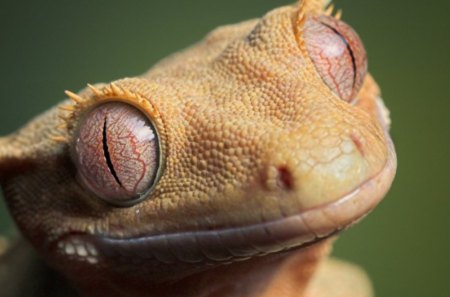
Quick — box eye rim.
[71,97,165,208]
[298,14,368,103]
[71,98,165,208]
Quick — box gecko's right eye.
[303,15,368,102]
[73,102,161,206]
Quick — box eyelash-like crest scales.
[51,81,166,154]
[295,0,343,51]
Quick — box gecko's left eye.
[73,102,161,206]
[303,15,367,102]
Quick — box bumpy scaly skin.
[0,1,396,296]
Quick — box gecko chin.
[52,137,396,284]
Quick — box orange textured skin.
[0,1,396,296]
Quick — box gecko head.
[0,0,396,294]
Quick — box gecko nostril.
[276,166,294,191]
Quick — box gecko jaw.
[53,136,395,283]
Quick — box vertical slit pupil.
[320,22,357,89]
[102,116,123,187]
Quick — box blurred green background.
[0,0,449,296]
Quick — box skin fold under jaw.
[0,0,396,296]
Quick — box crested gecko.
[0,0,396,296]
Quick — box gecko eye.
[303,15,367,102]
[74,102,161,206]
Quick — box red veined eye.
[303,15,368,102]
[74,102,161,206]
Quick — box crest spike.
[110,83,123,96]
[65,90,85,104]
[58,113,68,121]
[124,88,134,98]
[298,0,332,15]
[325,4,334,16]
[57,123,68,130]
[87,84,103,97]
[335,9,343,20]
[103,85,113,96]
[50,136,68,143]
[58,104,76,112]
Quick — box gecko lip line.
[55,136,396,266]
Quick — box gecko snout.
[262,129,390,211]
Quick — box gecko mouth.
[55,136,396,281]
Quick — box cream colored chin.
[295,137,369,209]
